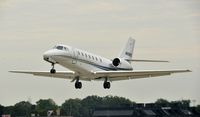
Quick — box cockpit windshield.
[53,45,69,51]
[56,46,63,50]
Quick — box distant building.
[93,104,200,117]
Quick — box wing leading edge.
[93,69,191,81]
[9,70,75,80]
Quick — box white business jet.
[10,38,191,89]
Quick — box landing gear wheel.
[75,82,82,89]
[50,63,56,74]
[50,69,56,74]
[103,82,110,89]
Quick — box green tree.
[170,100,191,108]
[61,98,81,117]
[0,104,4,115]
[3,106,14,115]
[79,95,133,117]
[102,95,133,107]
[36,99,58,116]
[196,105,200,112]
[13,101,32,117]
[30,104,37,115]
[155,98,170,107]
[80,95,102,117]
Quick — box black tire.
[75,82,78,89]
[103,82,111,89]
[106,82,110,89]
[78,82,82,89]
[75,82,82,89]
[103,82,107,89]
[50,69,56,74]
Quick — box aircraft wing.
[9,70,75,80]
[93,69,191,81]
[10,69,191,81]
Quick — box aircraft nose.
[43,50,54,61]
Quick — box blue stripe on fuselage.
[55,55,132,71]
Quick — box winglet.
[186,69,192,72]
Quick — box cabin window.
[81,52,84,56]
[95,57,98,61]
[78,51,80,55]
[100,58,102,62]
[85,53,87,58]
[92,56,94,60]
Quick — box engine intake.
[112,58,120,66]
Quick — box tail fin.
[119,37,135,59]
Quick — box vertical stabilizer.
[119,37,135,59]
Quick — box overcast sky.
[0,0,199,106]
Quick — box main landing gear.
[103,78,111,89]
[50,63,56,74]
[75,77,82,89]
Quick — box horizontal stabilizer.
[125,59,169,62]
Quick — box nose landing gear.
[50,63,56,74]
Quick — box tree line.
[0,95,199,117]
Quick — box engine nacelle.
[112,58,120,66]
[112,58,132,70]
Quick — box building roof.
[93,110,133,116]
[93,106,200,117]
